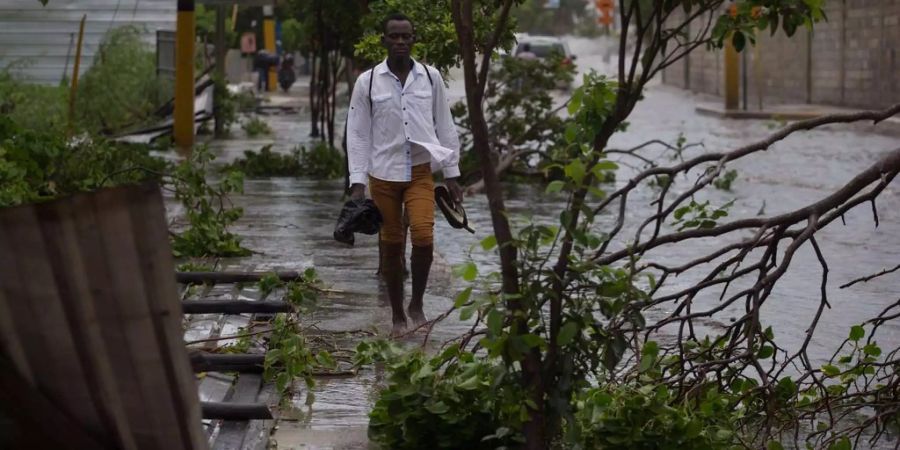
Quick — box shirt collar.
[375,58,425,78]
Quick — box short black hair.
[381,12,414,34]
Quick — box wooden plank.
[201,402,272,420]
[190,353,266,373]
[70,191,163,450]
[176,271,301,285]
[125,183,208,450]
[0,355,110,450]
[0,203,107,439]
[37,197,138,450]
[183,300,292,315]
[82,187,187,449]
[0,243,33,385]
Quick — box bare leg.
[408,244,432,328]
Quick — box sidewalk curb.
[696,104,900,137]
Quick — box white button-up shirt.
[346,59,461,187]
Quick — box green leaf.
[425,401,450,415]
[453,287,473,308]
[453,262,478,282]
[849,325,865,341]
[457,375,481,390]
[777,377,797,398]
[593,160,618,171]
[827,437,851,450]
[545,180,565,194]
[821,364,840,377]
[564,123,578,144]
[863,343,881,357]
[732,30,746,52]
[459,305,476,321]
[557,322,579,346]
[588,186,606,199]
[568,88,583,115]
[487,309,503,335]
[480,235,497,251]
[520,333,544,349]
[565,159,586,185]
[413,363,434,381]
[757,345,774,359]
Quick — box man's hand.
[349,183,366,202]
[445,178,463,204]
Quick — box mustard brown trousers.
[369,163,434,331]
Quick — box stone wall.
[663,0,900,110]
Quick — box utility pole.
[174,0,196,154]
[263,5,276,92]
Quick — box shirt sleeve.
[431,69,461,179]
[347,72,372,187]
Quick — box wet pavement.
[182,35,900,449]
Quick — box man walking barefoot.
[346,13,463,337]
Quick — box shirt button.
[404,122,408,125]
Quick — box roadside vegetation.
[222,143,345,179]
[348,1,900,450]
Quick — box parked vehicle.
[513,35,575,66]
[512,35,576,89]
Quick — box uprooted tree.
[361,1,899,449]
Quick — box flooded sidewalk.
[195,96,484,448]
[186,71,900,448]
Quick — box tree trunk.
[450,1,547,448]
[309,49,320,137]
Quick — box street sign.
[595,0,614,26]
[241,32,257,54]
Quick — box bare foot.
[391,320,408,338]
[408,308,428,329]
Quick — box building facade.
[663,0,900,110]
[0,0,176,85]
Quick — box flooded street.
[191,36,900,449]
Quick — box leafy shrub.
[75,26,170,134]
[573,384,739,450]
[212,79,258,135]
[169,146,250,258]
[0,69,69,135]
[0,116,166,207]
[224,145,301,177]
[222,142,344,179]
[360,341,525,449]
[242,116,272,137]
[298,141,344,179]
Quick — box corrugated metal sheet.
[0,0,176,85]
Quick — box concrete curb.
[695,103,900,137]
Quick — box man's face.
[381,20,415,59]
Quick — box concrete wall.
[0,0,176,85]
[663,0,900,110]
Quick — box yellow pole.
[231,5,238,31]
[67,14,86,136]
[263,5,276,92]
[174,0,196,155]
[724,35,740,111]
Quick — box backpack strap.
[368,62,437,122]
[367,67,375,112]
